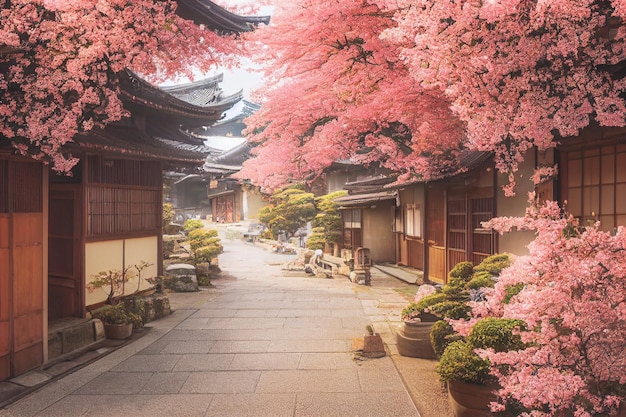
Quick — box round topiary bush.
[428,300,472,320]
[430,319,458,357]
[437,340,493,385]
[467,317,526,352]
[465,272,496,290]
[449,261,474,281]
[473,253,511,276]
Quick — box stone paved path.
[0,236,420,417]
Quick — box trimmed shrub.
[449,261,474,281]
[467,317,526,352]
[437,340,493,384]
[430,319,458,357]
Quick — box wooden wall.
[0,158,45,379]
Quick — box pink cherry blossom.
[460,196,626,416]
[1,0,245,173]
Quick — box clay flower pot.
[447,380,498,417]
[396,320,436,359]
[103,322,133,340]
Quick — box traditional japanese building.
[332,150,535,284]
[188,100,266,223]
[0,0,269,381]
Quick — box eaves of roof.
[176,0,271,34]
[387,150,493,188]
[72,124,205,166]
[119,70,242,126]
[334,190,398,208]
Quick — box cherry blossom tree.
[0,0,244,173]
[453,198,626,416]
[377,0,626,194]
[237,0,465,191]
[240,0,626,194]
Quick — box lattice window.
[471,197,495,263]
[564,143,626,231]
[87,186,160,237]
[342,208,362,250]
[86,156,161,186]
[0,160,43,213]
[85,156,162,237]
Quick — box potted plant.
[92,303,142,340]
[86,267,135,305]
[438,317,526,417]
[396,261,476,359]
[471,204,626,416]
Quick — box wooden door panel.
[0,216,8,247]
[12,213,43,245]
[0,356,9,381]
[11,213,44,376]
[13,245,43,316]
[0,321,9,360]
[0,248,8,320]
[13,343,42,376]
[49,185,82,320]
[428,245,446,283]
[407,239,424,270]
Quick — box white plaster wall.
[85,236,159,306]
[496,150,536,257]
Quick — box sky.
[200,0,272,150]
[166,1,272,150]
[208,1,272,99]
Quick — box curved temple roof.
[176,0,271,34]
[119,69,244,128]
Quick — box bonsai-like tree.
[258,185,317,239]
[87,266,135,305]
[187,228,223,266]
[306,190,346,254]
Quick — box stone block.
[93,319,105,340]
[165,263,199,292]
[362,334,386,358]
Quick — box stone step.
[48,318,105,362]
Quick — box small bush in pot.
[92,303,142,327]
[438,317,527,384]
[437,339,493,385]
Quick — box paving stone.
[255,369,359,393]
[229,353,301,370]
[139,372,190,394]
[294,392,419,417]
[180,371,261,394]
[207,393,296,417]
[110,354,181,372]
[160,340,215,354]
[173,354,234,371]
[267,339,351,353]
[74,372,151,395]
[298,352,355,370]
[9,372,51,388]
[209,340,270,354]
[88,394,213,417]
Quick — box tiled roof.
[72,124,206,166]
[119,69,243,127]
[334,190,398,207]
[176,0,271,34]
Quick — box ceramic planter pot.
[447,380,498,417]
[396,320,436,359]
[103,323,133,340]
